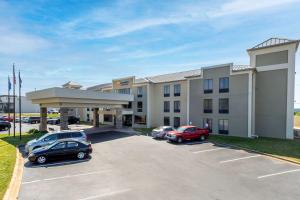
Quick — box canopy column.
[93,108,99,127]
[115,108,122,129]
[60,108,69,130]
[39,107,47,132]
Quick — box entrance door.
[122,115,132,126]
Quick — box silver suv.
[25,130,87,153]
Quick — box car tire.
[77,152,85,159]
[37,156,46,164]
[177,137,183,143]
[200,135,206,141]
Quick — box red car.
[0,116,13,122]
[166,125,209,143]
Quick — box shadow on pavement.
[23,156,92,168]
[88,131,134,144]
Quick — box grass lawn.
[0,132,44,199]
[209,135,300,164]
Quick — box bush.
[28,128,39,134]
[40,130,48,134]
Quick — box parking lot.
[19,131,300,200]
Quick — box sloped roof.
[232,65,253,71]
[145,69,203,83]
[248,38,300,51]
[62,81,82,88]
[86,83,112,91]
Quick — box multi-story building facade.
[81,38,298,139]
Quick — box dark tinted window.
[44,134,57,142]
[58,133,72,139]
[52,142,66,150]
[67,141,79,148]
[72,132,83,138]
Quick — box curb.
[209,140,300,166]
[3,146,24,200]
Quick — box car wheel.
[200,135,206,141]
[37,156,46,164]
[5,127,9,131]
[177,137,183,143]
[77,152,85,159]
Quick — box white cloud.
[0,32,49,55]
[209,0,300,17]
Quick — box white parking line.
[220,155,262,163]
[29,160,87,168]
[257,169,300,179]
[78,188,131,200]
[22,170,111,185]
[192,147,226,154]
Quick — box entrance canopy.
[26,87,134,108]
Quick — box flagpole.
[19,70,22,140]
[8,76,11,136]
[13,64,16,138]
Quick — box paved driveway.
[19,132,300,200]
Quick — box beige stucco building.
[27,38,299,139]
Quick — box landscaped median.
[208,135,300,164]
[0,132,44,199]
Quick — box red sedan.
[166,125,209,143]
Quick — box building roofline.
[247,39,300,52]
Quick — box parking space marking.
[257,169,300,179]
[220,155,262,164]
[192,147,226,154]
[22,170,111,185]
[28,159,88,168]
[78,188,131,200]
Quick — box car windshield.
[176,127,186,133]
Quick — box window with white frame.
[204,79,213,93]
[219,119,229,134]
[163,85,170,97]
[174,84,181,96]
[137,87,143,98]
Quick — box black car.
[28,139,92,164]
[0,120,11,131]
[47,116,79,125]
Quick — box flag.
[13,63,16,85]
[18,70,22,88]
[8,76,12,91]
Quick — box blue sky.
[0,0,300,107]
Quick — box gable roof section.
[248,38,300,51]
[145,69,203,83]
[86,83,112,91]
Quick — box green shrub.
[28,128,39,134]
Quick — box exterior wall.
[256,50,288,67]
[189,66,248,137]
[150,80,188,128]
[255,69,287,138]
[132,85,148,128]
[0,95,39,113]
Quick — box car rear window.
[72,132,83,138]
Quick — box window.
[87,113,90,121]
[174,117,180,128]
[163,85,170,97]
[52,142,66,150]
[203,99,213,113]
[174,84,181,96]
[104,114,113,122]
[164,117,170,126]
[58,133,71,139]
[174,101,180,113]
[137,101,143,112]
[164,101,170,112]
[219,77,229,93]
[204,79,213,93]
[43,134,57,142]
[87,108,90,111]
[203,118,212,133]
[219,98,229,113]
[134,115,146,125]
[118,88,131,94]
[71,132,83,138]
[67,141,79,148]
[219,119,229,134]
[137,87,143,98]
